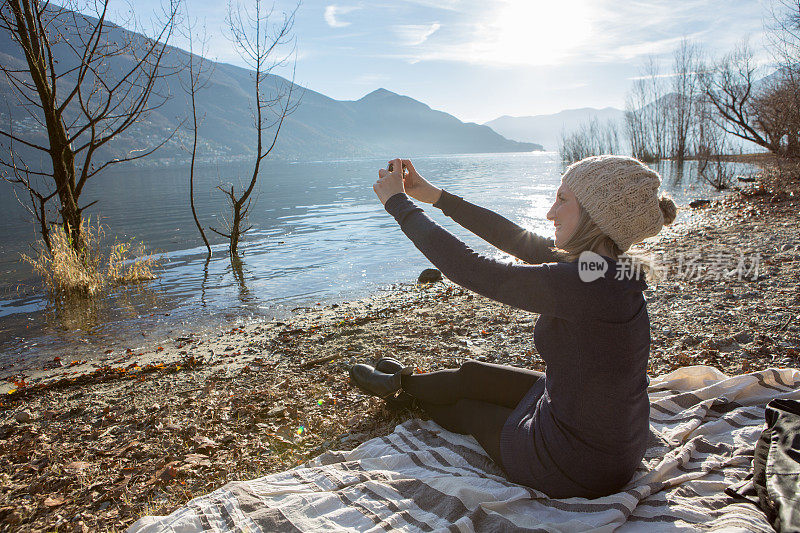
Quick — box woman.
[350,155,677,499]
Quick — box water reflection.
[200,256,211,309]
[47,294,102,334]
[229,254,254,305]
[23,277,170,358]
[672,161,685,184]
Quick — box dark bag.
[726,398,800,532]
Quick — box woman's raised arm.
[383,193,587,321]
[397,159,562,265]
[434,190,563,265]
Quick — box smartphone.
[388,162,408,176]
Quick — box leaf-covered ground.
[1,162,799,532]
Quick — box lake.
[0,152,756,367]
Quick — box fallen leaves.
[3,357,205,402]
[192,436,218,453]
[113,441,144,459]
[183,454,212,468]
[64,461,92,472]
[153,463,182,485]
[300,354,340,369]
[43,496,68,508]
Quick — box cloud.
[584,0,766,62]
[626,72,682,81]
[324,5,358,28]
[376,0,768,68]
[392,23,441,46]
[397,0,462,10]
[410,1,597,68]
[606,34,705,62]
[311,0,769,78]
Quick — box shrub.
[21,218,158,295]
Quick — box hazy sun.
[472,0,594,67]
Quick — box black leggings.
[400,360,544,469]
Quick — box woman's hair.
[559,206,623,263]
[549,193,678,283]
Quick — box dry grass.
[21,218,158,296]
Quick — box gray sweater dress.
[384,190,651,499]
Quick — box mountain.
[485,107,626,151]
[0,12,540,165]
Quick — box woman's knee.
[458,359,486,381]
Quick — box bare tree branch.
[699,41,785,154]
[0,0,182,254]
[216,0,301,256]
[178,12,215,257]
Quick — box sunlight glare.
[473,0,594,67]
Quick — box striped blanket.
[129,366,800,532]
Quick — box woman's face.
[546,182,581,249]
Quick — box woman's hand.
[373,158,406,205]
[398,159,442,204]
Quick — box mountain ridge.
[0,14,541,165]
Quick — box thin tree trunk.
[188,70,211,257]
[230,201,242,256]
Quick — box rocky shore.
[1,160,799,531]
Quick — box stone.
[14,410,32,423]
[339,431,367,444]
[267,405,287,418]
[418,268,442,284]
[681,334,705,347]
[689,199,711,208]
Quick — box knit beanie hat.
[561,155,677,252]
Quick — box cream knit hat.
[561,155,676,252]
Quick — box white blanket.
[130,366,800,532]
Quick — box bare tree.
[179,17,214,257]
[752,76,800,156]
[696,75,734,190]
[624,56,669,162]
[669,38,700,161]
[699,41,786,154]
[624,83,651,161]
[767,0,800,64]
[697,129,734,190]
[209,0,300,256]
[645,57,670,160]
[3,140,54,250]
[765,0,800,157]
[0,0,181,255]
[558,117,620,163]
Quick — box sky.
[112,0,775,124]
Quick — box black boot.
[375,358,416,410]
[375,357,409,374]
[349,363,412,399]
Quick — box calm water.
[0,152,756,367]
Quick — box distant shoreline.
[102,148,551,169]
[663,151,775,164]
